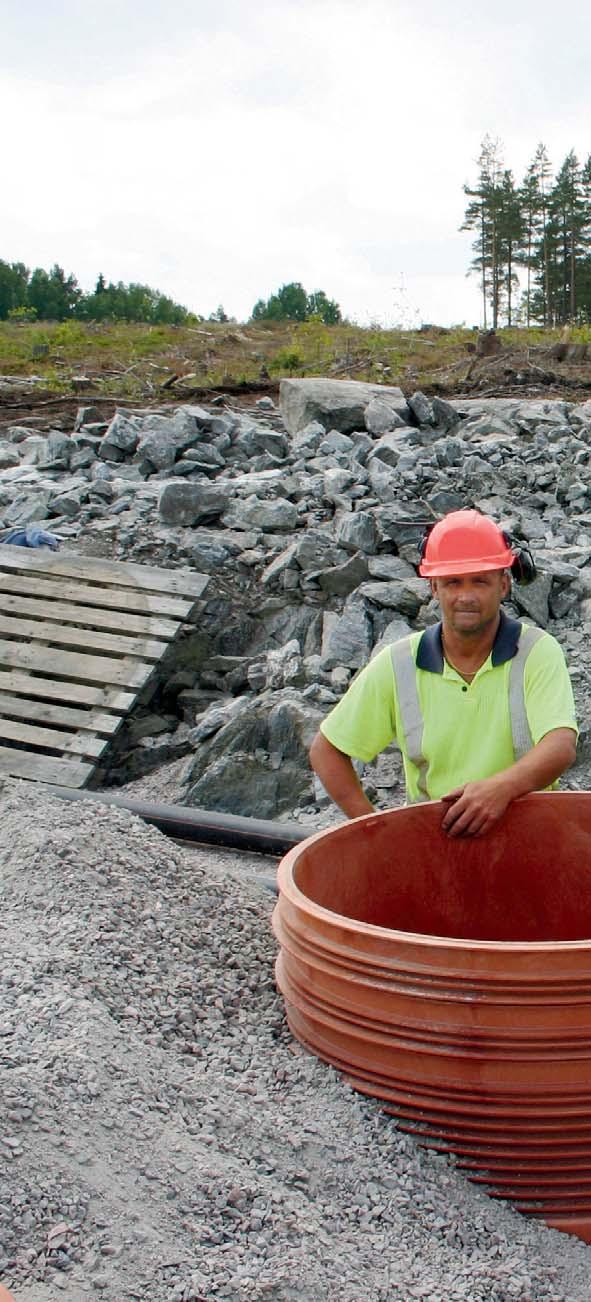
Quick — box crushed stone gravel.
[1,779,590,1302]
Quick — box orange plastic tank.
[272,792,591,1242]
[0,1285,15,1301]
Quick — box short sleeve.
[319,645,399,762]
[524,634,578,744]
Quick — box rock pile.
[1,780,590,1301]
[2,377,591,815]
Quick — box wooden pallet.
[0,545,208,787]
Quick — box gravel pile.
[1,780,590,1302]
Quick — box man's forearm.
[441,727,577,837]
[494,727,577,801]
[309,732,374,818]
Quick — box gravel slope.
[1,780,590,1302]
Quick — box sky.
[2,0,591,327]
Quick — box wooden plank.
[0,571,193,618]
[0,614,168,660]
[0,592,180,639]
[0,545,209,599]
[0,744,93,788]
[0,692,122,735]
[0,717,107,758]
[0,671,135,710]
[0,640,155,689]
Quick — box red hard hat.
[418,510,515,577]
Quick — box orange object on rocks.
[0,1285,15,1301]
[272,792,591,1243]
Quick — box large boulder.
[222,494,298,532]
[280,378,410,436]
[182,690,323,818]
[158,480,230,526]
[136,411,201,472]
[99,411,140,460]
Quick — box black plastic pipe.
[43,785,311,857]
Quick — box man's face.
[431,570,509,637]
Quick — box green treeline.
[462,137,591,328]
[0,264,195,324]
[252,282,341,325]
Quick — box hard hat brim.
[419,552,515,577]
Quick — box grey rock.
[318,431,356,457]
[320,597,372,670]
[367,458,400,503]
[512,574,552,627]
[323,467,356,501]
[136,411,201,472]
[50,489,84,518]
[316,552,370,596]
[19,435,49,466]
[432,396,461,431]
[408,391,434,426]
[158,480,230,526]
[0,441,20,470]
[223,495,298,532]
[295,531,347,572]
[335,510,378,555]
[183,690,323,817]
[280,378,410,435]
[364,398,407,436]
[74,404,105,430]
[426,489,466,515]
[372,615,413,655]
[46,431,72,467]
[233,423,287,460]
[247,640,304,691]
[367,555,416,580]
[461,415,518,443]
[550,584,580,619]
[191,697,251,742]
[100,411,140,458]
[5,424,37,444]
[434,437,464,468]
[293,420,326,454]
[180,443,226,470]
[5,425,34,443]
[261,542,299,586]
[3,490,53,525]
[369,432,406,469]
[358,577,424,617]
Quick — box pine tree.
[549,152,589,322]
[519,151,548,326]
[461,136,505,327]
[497,171,524,326]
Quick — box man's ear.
[501,571,511,598]
[430,578,438,600]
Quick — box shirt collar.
[416,608,522,674]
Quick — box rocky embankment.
[2,376,591,814]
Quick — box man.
[310,509,577,838]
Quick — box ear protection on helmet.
[501,531,537,586]
[417,523,434,566]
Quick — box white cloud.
[2,0,590,324]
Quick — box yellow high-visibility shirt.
[320,612,578,803]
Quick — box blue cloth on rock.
[1,525,61,550]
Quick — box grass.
[0,319,583,399]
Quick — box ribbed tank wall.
[272,794,591,1242]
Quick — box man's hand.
[440,775,512,838]
[440,728,577,838]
